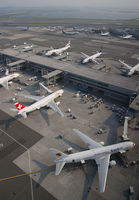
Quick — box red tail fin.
[14,103,26,110]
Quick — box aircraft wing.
[39,83,53,94]
[15,93,44,101]
[81,52,89,58]
[95,154,110,193]
[1,80,8,90]
[119,60,132,70]
[73,129,102,149]
[136,68,139,72]
[92,59,99,64]
[133,63,139,72]
[48,100,64,117]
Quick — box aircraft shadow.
[61,137,97,200]
[61,137,86,152]
[33,160,55,187]
[0,115,22,130]
[81,160,97,200]
[104,114,119,145]
[39,108,50,126]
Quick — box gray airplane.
[50,129,135,193]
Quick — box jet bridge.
[7,60,26,71]
[42,70,63,84]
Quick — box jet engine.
[99,142,104,145]
[109,160,116,167]
[56,101,60,106]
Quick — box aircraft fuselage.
[57,142,134,163]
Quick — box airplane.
[45,41,71,56]
[101,31,109,36]
[122,35,133,39]
[119,60,139,76]
[11,83,64,119]
[62,30,79,35]
[0,70,19,90]
[22,44,34,52]
[81,50,102,64]
[73,27,85,32]
[50,129,135,193]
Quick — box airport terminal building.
[0,48,139,104]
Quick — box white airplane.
[81,50,102,64]
[101,31,109,36]
[119,60,139,76]
[11,83,64,118]
[62,30,79,35]
[22,44,34,52]
[122,35,133,39]
[45,41,71,56]
[50,129,135,193]
[0,70,19,90]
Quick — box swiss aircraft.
[81,50,102,64]
[119,60,139,76]
[11,83,64,119]
[45,41,71,56]
[50,129,135,193]
[0,70,19,90]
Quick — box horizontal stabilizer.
[55,161,66,175]
[1,80,8,90]
[21,112,27,118]
[10,108,18,113]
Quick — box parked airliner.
[11,83,64,118]
[45,41,70,56]
[119,60,139,76]
[50,129,135,193]
[0,71,19,90]
[81,50,102,64]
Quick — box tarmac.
[0,23,139,200]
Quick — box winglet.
[1,80,9,90]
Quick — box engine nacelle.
[56,101,60,106]
[109,160,116,167]
[99,141,104,145]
